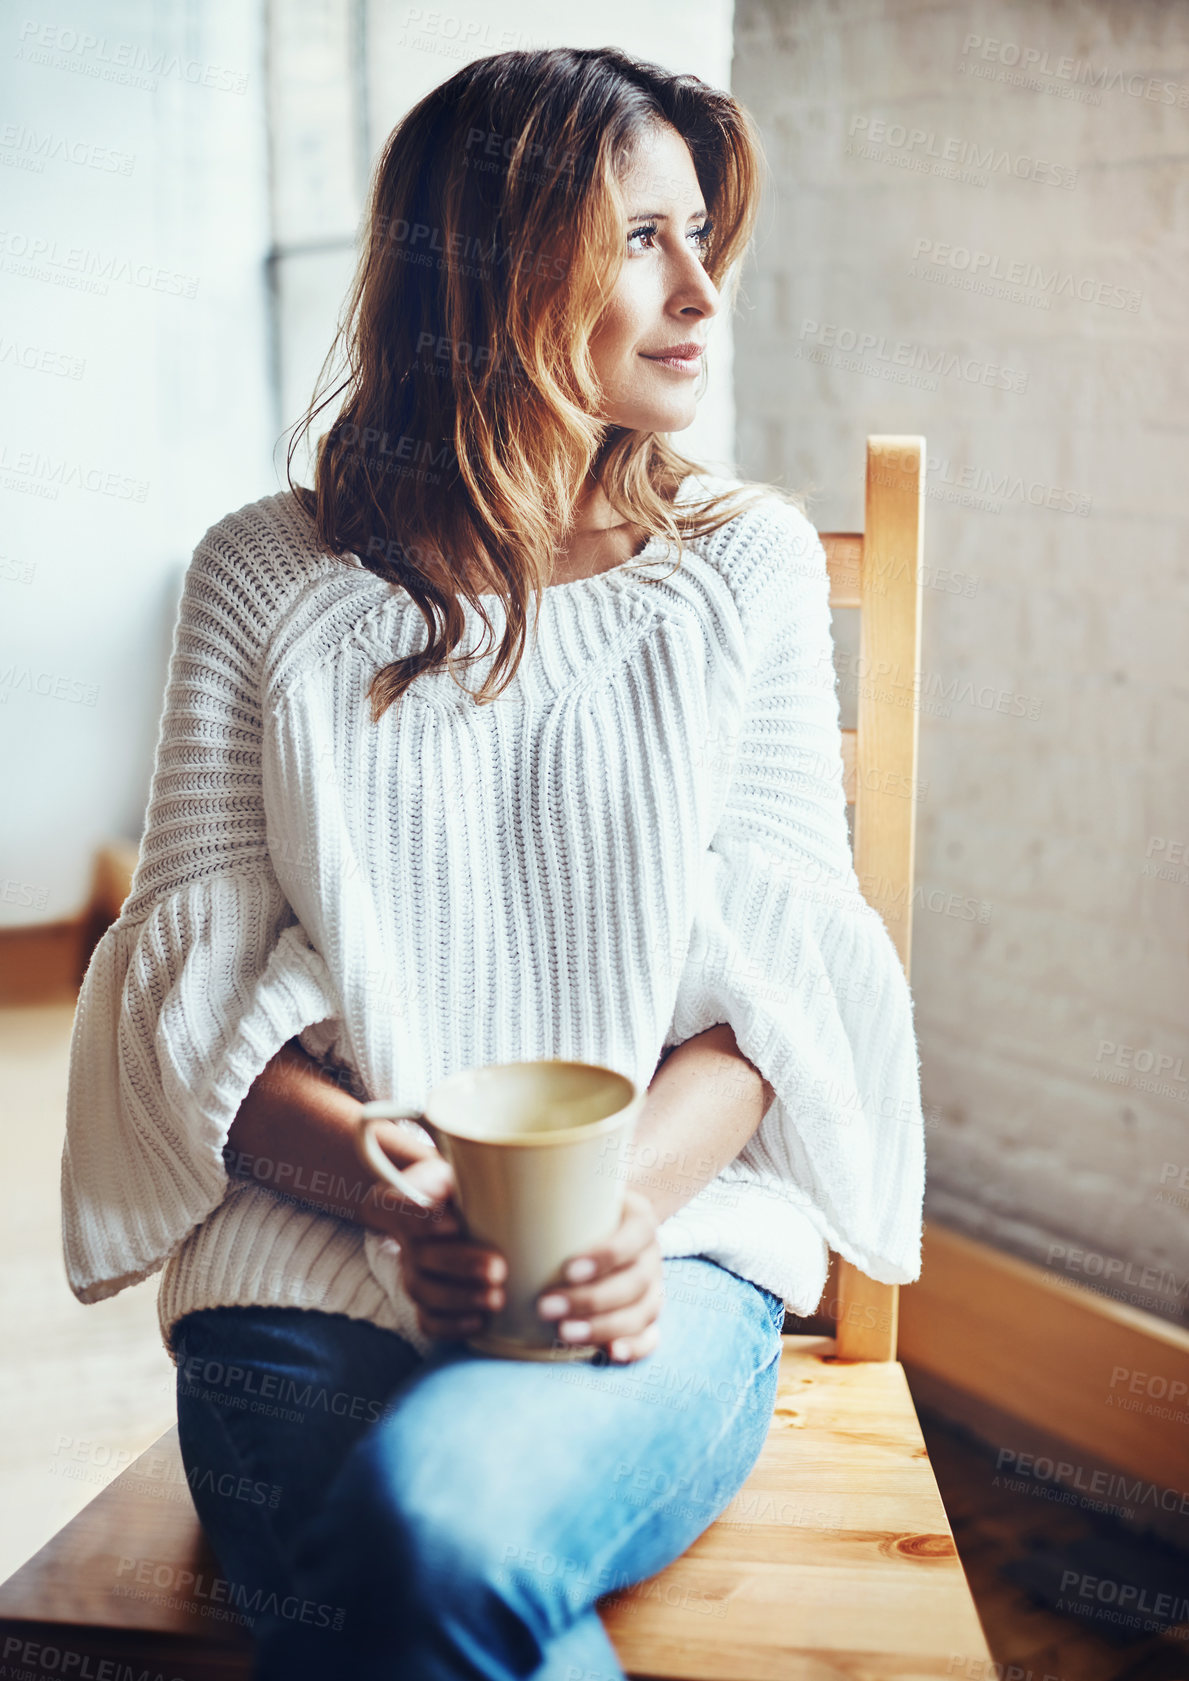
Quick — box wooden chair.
[0,437,995,1677]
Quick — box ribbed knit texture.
[60,479,925,1365]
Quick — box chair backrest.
[819,435,925,1362]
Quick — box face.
[587,122,720,434]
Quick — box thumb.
[401,1155,454,1204]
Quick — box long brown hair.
[286,45,787,720]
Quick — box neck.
[568,469,625,540]
[551,465,646,583]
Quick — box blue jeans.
[172,1256,785,1680]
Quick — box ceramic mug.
[354,1059,643,1361]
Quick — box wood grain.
[0,1336,993,1678]
[900,1221,1189,1497]
[826,439,925,1365]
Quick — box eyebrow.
[627,207,709,222]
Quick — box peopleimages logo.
[798,320,1028,394]
[847,114,1077,189]
[959,33,1189,107]
[176,1351,385,1421]
[0,662,99,706]
[0,229,200,298]
[0,1637,189,1679]
[0,335,85,378]
[113,1556,344,1630]
[989,1447,1189,1527]
[947,1659,1063,1681]
[1058,1568,1189,1631]
[0,123,136,175]
[921,456,1091,517]
[910,238,1141,313]
[14,20,249,94]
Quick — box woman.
[60,45,925,1681]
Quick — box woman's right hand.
[360,1117,507,1341]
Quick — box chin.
[610,404,699,434]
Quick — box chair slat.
[833,436,925,1365]
[821,532,863,609]
[839,729,855,804]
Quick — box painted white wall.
[0,0,272,925]
[733,0,1189,1326]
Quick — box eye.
[690,219,714,262]
[625,219,715,261]
[626,221,659,252]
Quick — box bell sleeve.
[60,516,342,1304]
[664,499,926,1284]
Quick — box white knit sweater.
[60,478,926,1362]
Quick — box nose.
[669,246,719,322]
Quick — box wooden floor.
[908,1394,1189,1680]
[2,999,1187,1676]
[0,1003,176,1584]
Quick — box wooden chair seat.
[0,1333,991,1679]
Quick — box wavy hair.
[285,45,791,720]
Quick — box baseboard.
[0,918,88,1005]
[898,1220,1189,1553]
[0,843,138,1006]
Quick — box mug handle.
[355,1101,446,1212]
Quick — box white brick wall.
[733,0,1189,1324]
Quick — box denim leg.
[522,1609,626,1681]
[172,1305,424,1660]
[259,1257,784,1681]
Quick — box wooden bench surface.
[0,1333,992,1680]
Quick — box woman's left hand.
[536,1189,664,1363]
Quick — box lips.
[642,343,704,363]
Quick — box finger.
[560,1190,657,1283]
[605,1320,662,1364]
[383,1196,462,1241]
[409,1239,508,1285]
[404,1268,504,1317]
[375,1183,464,1250]
[394,1153,455,1205]
[371,1119,442,1170]
[389,1118,437,1150]
[538,1250,656,1322]
[558,1276,665,1348]
[416,1307,488,1341]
